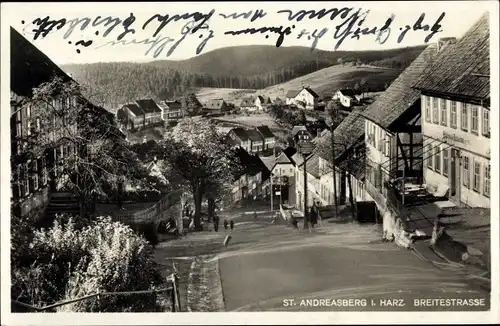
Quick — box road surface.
[155,213,490,312]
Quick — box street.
[154,213,490,312]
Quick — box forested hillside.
[62,44,426,110]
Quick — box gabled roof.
[230,127,249,141]
[283,147,297,162]
[233,148,269,180]
[275,152,293,165]
[11,27,73,98]
[256,95,265,103]
[246,128,264,142]
[240,97,256,107]
[317,108,366,162]
[161,100,183,111]
[286,90,301,98]
[338,88,358,99]
[301,87,320,98]
[360,44,438,129]
[305,153,321,178]
[123,103,143,116]
[136,99,162,113]
[205,98,226,110]
[291,125,309,137]
[256,125,274,138]
[291,152,304,167]
[413,13,490,102]
[266,97,272,104]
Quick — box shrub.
[11,215,166,312]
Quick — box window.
[473,160,480,192]
[450,102,457,128]
[26,105,31,118]
[41,156,48,186]
[482,109,490,137]
[425,96,431,122]
[434,147,441,173]
[16,121,22,138]
[23,162,30,196]
[27,121,31,136]
[462,156,470,188]
[427,145,433,169]
[471,106,478,134]
[33,160,39,191]
[385,135,390,157]
[484,164,490,197]
[36,118,41,132]
[440,99,447,126]
[432,98,439,123]
[461,104,469,131]
[442,149,449,176]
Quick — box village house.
[285,87,320,109]
[229,148,270,203]
[321,110,371,206]
[203,98,230,114]
[332,89,360,108]
[227,127,251,152]
[256,125,276,150]
[293,152,322,212]
[240,97,258,111]
[270,147,297,182]
[157,100,184,122]
[117,98,163,130]
[10,27,121,219]
[246,128,265,153]
[360,42,439,213]
[255,95,272,111]
[413,14,490,208]
[291,125,313,147]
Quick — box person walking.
[213,213,220,232]
[223,219,229,230]
[229,220,234,231]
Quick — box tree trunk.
[346,175,356,221]
[193,184,203,231]
[207,198,215,222]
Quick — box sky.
[0,2,494,66]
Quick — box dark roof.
[317,108,366,162]
[266,97,272,104]
[10,27,73,98]
[163,100,183,111]
[305,153,321,178]
[291,125,308,137]
[205,98,226,110]
[256,125,274,139]
[286,90,301,98]
[360,44,438,129]
[124,103,144,116]
[303,87,320,98]
[338,89,358,98]
[283,147,297,162]
[413,13,490,102]
[256,95,265,103]
[136,99,162,113]
[240,97,255,107]
[234,148,270,180]
[230,127,249,141]
[246,128,264,142]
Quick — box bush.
[11,215,166,312]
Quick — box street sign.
[298,141,315,155]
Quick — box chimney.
[437,37,457,53]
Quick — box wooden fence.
[11,272,181,313]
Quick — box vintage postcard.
[1,1,499,325]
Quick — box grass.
[196,64,400,105]
[212,113,281,129]
[125,127,166,143]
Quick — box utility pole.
[270,172,274,212]
[330,118,339,217]
[303,154,309,230]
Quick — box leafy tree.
[160,118,242,230]
[353,82,361,95]
[359,78,368,98]
[298,109,307,125]
[17,77,151,218]
[181,92,202,116]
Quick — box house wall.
[340,95,352,108]
[421,94,490,208]
[286,97,295,106]
[295,89,318,110]
[272,163,295,178]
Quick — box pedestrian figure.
[224,219,228,230]
[213,213,220,232]
[253,211,258,221]
[292,218,298,229]
[229,220,234,231]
